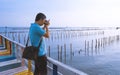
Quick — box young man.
[29,13,50,75]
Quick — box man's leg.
[38,55,47,75]
[34,59,40,75]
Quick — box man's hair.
[35,13,46,21]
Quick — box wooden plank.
[14,70,33,75]
[0,56,16,62]
[0,62,21,72]
[0,66,28,75]
[0,59,21,67]
[0,46,5,50]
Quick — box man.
[29,13,50,75]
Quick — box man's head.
[35,13,46,26]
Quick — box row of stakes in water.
[1,31,120,63]
[46,35,120,63]
[4,30,104,44]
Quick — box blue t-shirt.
[29,23,47,56]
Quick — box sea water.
[0,27,120,75]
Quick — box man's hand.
[43,20,50,38]
[44,20,50,26]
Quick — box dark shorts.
[34,55,47,75]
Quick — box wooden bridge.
[0,34,87,75]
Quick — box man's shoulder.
[30,23,38,29]
[30,23,44,34]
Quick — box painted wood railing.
[0,34,88,75]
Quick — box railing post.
[85,40,86,55]
[60,46,63,62]
[16,44,18,60]
[53,64,58,75]
[87,41,89,56]
[58,45,60,61]
[70,43,72,59]
[64,44,66,63]
[0,35,2,45]
[28,60,32,74]
[21,47,25,66]
[48,46,50,57]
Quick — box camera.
[44,20,49,25]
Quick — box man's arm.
[43,25,49,38]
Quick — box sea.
[0,27,120,75]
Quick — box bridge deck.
[0,48,52,75]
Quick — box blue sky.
[0,0,120,27]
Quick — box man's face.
[38,19,46,25]
[42,19,46,24]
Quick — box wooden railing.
[0,34,88,75]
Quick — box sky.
[0,0,120,27]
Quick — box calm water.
[0,27,120,75]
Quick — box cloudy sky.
[0,0,120,27]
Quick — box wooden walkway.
[0,45,33,75]
[0,59,52,75]
[0,49,52,75]
[0,35,52,75]
[0,66,29,75]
